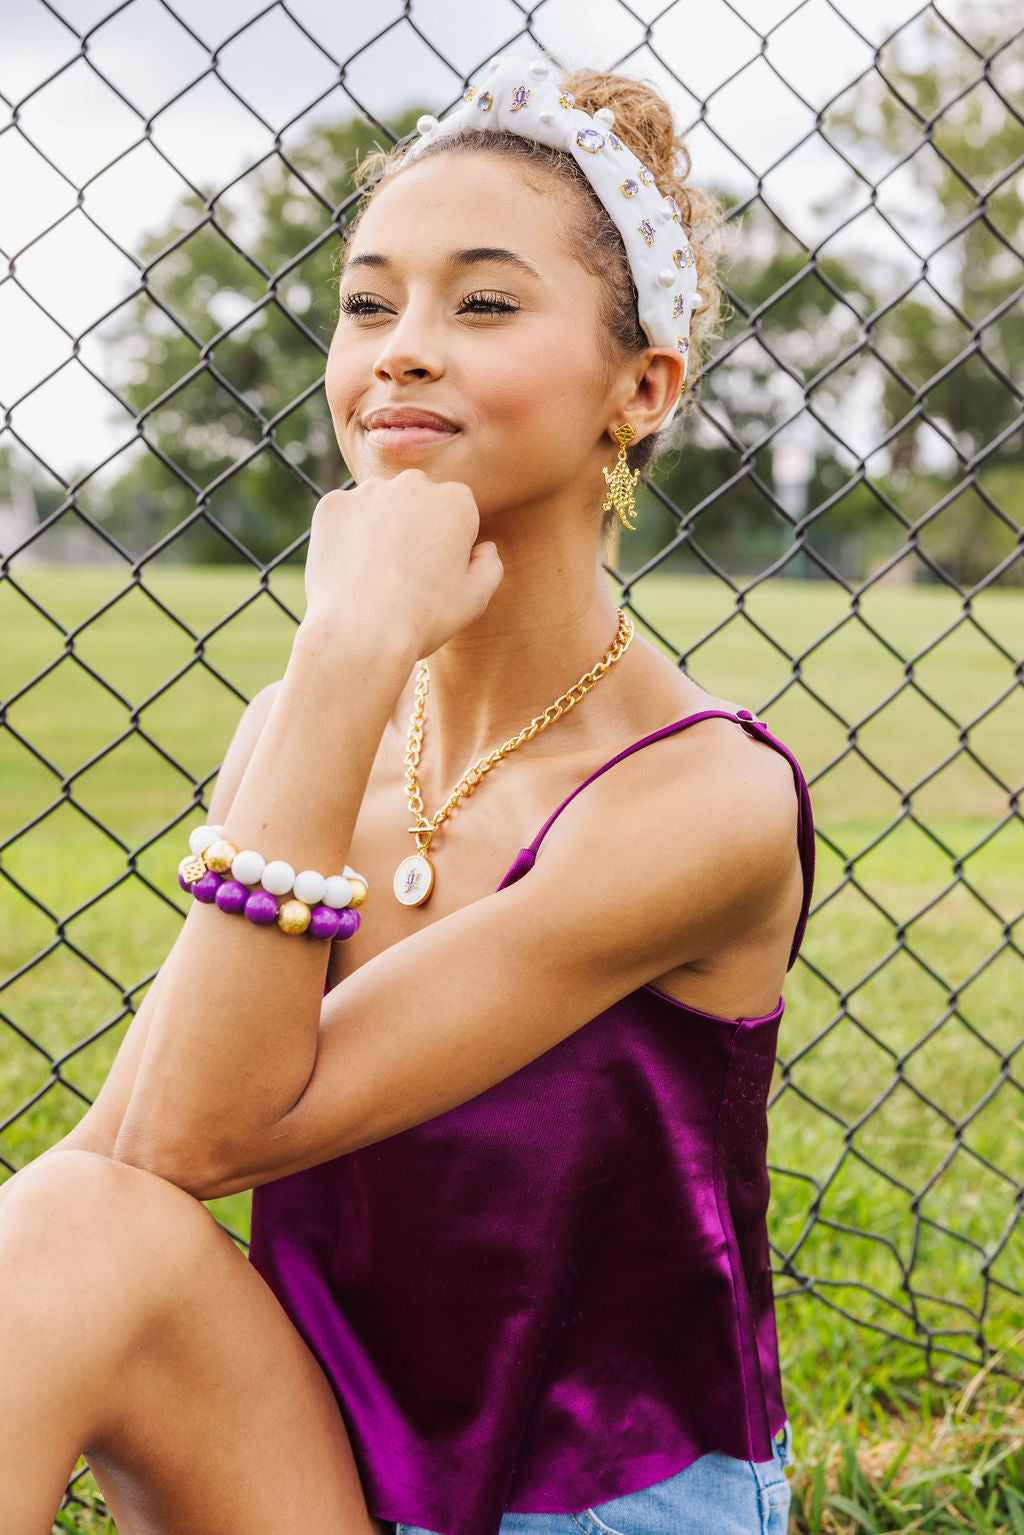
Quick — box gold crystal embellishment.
[602,424,640,530]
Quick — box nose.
[372,304,445,384]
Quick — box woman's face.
[325,152,620,521]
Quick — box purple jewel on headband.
[664,194,682,221]
[510,84,530,112]
[476,91,493,112]
[576,128,605,154]
[558,92,575,109]
[607,132,623,150]
[637,165,654,184]
[673,244,695,269]
[621,178,639,197]
[673,293,687,318]
[677,336,690,353]
[638,219,656,247]
[463,86,477,102]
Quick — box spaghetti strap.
[496,708,816,972]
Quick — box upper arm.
[56,680,284,1157]
[212,723,799,1195]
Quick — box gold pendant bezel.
[393,853,435,907]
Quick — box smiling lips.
[362,407,460,450]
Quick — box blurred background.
[1,2,1022,1530]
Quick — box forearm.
[113,618,416,1188]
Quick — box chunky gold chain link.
[403,608,634,855]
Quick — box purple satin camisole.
[248,709,816,1535]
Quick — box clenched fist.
[303,470,504,658]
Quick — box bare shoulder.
[665,708,799,815]
[568,703,799,851]
[526,705,801,976]
[601,652,799,845]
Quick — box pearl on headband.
[403,54,704,407]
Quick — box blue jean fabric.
[394,1418,795,1535]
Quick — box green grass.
[1,564,1022,1533]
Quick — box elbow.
[111,1126,234,1202]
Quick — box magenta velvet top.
[248,709,816,1535]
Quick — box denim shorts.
[394,1418,795,1535]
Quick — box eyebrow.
[343,247,543,281]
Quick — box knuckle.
[314,486,352,514]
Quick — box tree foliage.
[93,23,1022,587]
[814,6,1024,585]
[96,112,419,565]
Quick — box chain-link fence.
[2,0,1023,1518]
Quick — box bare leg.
[0,1150,391,1535]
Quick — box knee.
[2,1149,124,1245]
[4,1148,154,1237]
[0,1149,223,1292]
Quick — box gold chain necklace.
[393,608,635,906]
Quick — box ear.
[606,346,685,445]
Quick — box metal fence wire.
[2,0,1024,1516]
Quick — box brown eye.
[460,290,519,316]
[339,292,391,317]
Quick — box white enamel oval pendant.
[393,853,435,907]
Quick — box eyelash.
[339,290,519,318]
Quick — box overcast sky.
[0,0,996,482]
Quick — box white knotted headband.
[404,54,704,414]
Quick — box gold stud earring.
[602,423,640,531]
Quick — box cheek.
[323,348,346,420]
[476,333,603,439]
[324,332,362,425]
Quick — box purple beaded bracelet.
[178,862,361,941]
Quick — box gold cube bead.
[204,840,239,874]
[182,856,208,885]
[278,898,311,935]
[347,877,369,908]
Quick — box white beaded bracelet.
[186,824,368,909]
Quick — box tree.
[92,111,420,564]
[94,21,1021,591]
[630,230,886,583]
[818,5,1024,586]
[629,5,1023,589]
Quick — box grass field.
[1,563,1022,1533]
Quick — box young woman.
[0,54,812,1535]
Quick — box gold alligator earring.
[602,423,640,531]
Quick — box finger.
[467,541,504,605]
